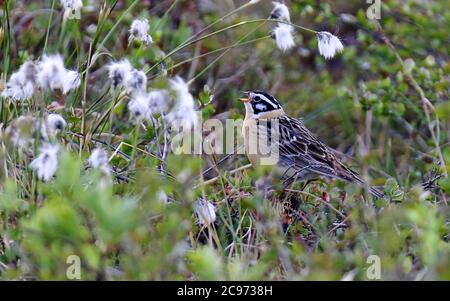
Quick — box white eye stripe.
[257,94,278,108]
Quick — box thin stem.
[187,21,268,85]
[130,122,140,160]
[43,0,56,52]
[187,0,260,42]
[145,18,316,75]
[197,163,253,187]
[169,35,269,72]
[96,0,133,51]
[150,0,180,35]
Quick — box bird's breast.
[242,117,280,166]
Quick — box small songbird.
[240,90,383,198]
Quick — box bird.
[239,90,383,198]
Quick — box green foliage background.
[0,0,449,280]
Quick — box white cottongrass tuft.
[46,114,67,132]
[124,69,147,94]
[41,113,67,141]
[4,116,37,149]
[107,59,147,94]
[270,1,291,21]
[194,199,216,226]
[37,54,81,94]
[128,93,152,121]
[30,143,60,182]
[5,114,65,149]
[129,19,153,45]
[60,0,83,19]
[60,0,83,18]
[317,31,344,59]
[148,89,170,114]
[272,24,295,52]
[270,2,295,52]
[87,148,112,176]
[167,76,198,127]
[1,61,37,101]
[169,77,194,109]
[156,190,168,204]
[108,59,133,88]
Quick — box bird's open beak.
[239,91,250,102]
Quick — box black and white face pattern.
[247,90,282,115]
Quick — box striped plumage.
[240,90,383,198]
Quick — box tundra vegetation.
[0,0,449,280]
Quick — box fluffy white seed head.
[60,0,83,9]
[1,61,37,101]
[45,114,67,137]
[37,55,65,89]
[194,199,216,226]
[167,76,198,127]
[88,148,108,168]
[30,143,60,182]
[129,19,153,45]
[87,148,111,176]
[272,23,295,52]
[148,89,170,114]
[169,76,195,109]
[42,113,67,141]
[108,59,133,88]
[156,190,168,204]
[317,31,344,59]
[37,54,81,94]
[60,0,83,19]
[271,2,291,22]
[128,93,152,121]
[4,116,37,149]
[61,70,81,94]
[124,69,147,94]
[46,114,67,131]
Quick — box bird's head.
[239,90,284,119]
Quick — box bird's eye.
[253,95,261,101]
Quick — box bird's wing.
[276,115,363,183]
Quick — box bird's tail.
[337,164,385,199]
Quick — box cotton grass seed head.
[194,199,216,226]
[317,31,344,60]
[5,116,37,149]
[270,1,291,22]
[46,114,67,131]
[60,0,83,19]
[88,148,112,176]
[30,143,60,182]
[157,190,168,205]
[1,61,37,101]
[124,69,147,94]
[37,54,81,94]
[272,23,295,52]
[148,89,170,114]
[129,19,153,45]
[167,76,198,127]
[269,2,295,52]
[169,76,195,110]
[108,59,133,88]
[128,93,152,121]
